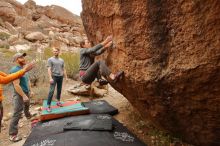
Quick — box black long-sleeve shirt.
[79,44,105,70]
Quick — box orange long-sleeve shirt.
[0,70,25,102]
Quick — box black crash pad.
[23,116,147,146]
[26,115,106,140]
[63,114,112,131]
[82,100,118,115]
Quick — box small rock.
[7,112,13,118]
[65,96,81,101]
[1,121,6,127]
[34,107,42,111]
[3,116,9,121]
[75,97,80,101]
[9,44,30,52]
[151,136,155,140]
[1,120,4,125]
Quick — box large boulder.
[52,32,82,47]
[24,0,36,10]
[25,31,47,42]
[44,5,81,25]
[8,34,19,44]
[8,0,31,18]
[67,82,108,97]
[0,1,17,23]
[4,0,24,15]
[2,0,32,19]
[14,16,38,31]
[36,15,61,28]
[81,0,220,145]
[0,27,10,35]
[4,21,17,34]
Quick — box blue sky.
[17,0,82,16]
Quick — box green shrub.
[43,47,53,60]
[0,44,9,49]
[0,48,14,57]
[61,52,79,79]
[29,58,48,86]
[43,47,79,79]
[0,48,14,72]
[0,32,10,40]
[32,83,49,102]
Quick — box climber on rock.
[79,35,124,86]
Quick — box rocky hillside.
[81,0,220,146]
[0,0,85,52]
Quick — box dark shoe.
[98,79,109,86]
[9,135,22,142]
[56,101,63,107]
[46,107,52,112]
[26,113,37,119]
[113,71,124,83]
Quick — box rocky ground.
[0,0,85,53]
[0,80,191,146]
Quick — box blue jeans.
[47,76,63,106]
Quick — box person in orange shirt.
[0,56,34,133]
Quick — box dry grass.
[0,32,10,40]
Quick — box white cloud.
[17,0,82,16]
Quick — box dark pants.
[47,76,63,106]
[9,92,30,135]
[81,61,111,84]
[0,101,3,132]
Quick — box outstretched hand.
[101,35,113,47]
[105,41,113,48]
[24,61,36,72]
[105,35,113,42]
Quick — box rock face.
[81,0,220,145]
